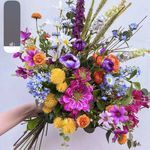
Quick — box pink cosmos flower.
[59,80,93,115]
[110,105,128,125]
[24,50,38,67]
[98,111,113,129]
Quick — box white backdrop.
[0,0,150,150]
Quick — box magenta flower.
[15,67,33,79]
[13,52,24,62]
[73,67,91,83]
[132,90,143,100]
[110,105,128,124]
[98,111,113,129]
[20,28,31,43]
[24,50,38,67]
[59,80,93,115]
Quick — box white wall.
[0,0,150,150]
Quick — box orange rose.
[77,114,90,128]
[118,134,127,145]
[96,56,103,66]
[94,70,105,84]
[33,52,46,65]
[92,53,98,60]
[107,54,120,73]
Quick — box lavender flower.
[99,111,113,129]
[59,53,80,69]
[72,0,85,38]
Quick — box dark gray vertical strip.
[4,1,20,46]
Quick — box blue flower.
[112,30,119,38]
[27,72,50,100]
[104,74,115,87]
[101,96,108,101]
[129,23,138,31]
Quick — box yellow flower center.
[63,39,69,45]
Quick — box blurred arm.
[0,103,40,136]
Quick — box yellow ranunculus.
[50,68,66,84]
[53,117,64,128]
[62,118,76,134]
[56,82,68,93]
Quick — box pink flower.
[73,67,91,83]
[59,80,93,115]
[110,105,128,125]
[24,50,38,67]
[98,111,113,129]
[132,90,143,100]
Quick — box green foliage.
[133,82,141,90]
[84,123,95,133]
[121,84,133,105]
[82,0,95,39]
[106,130,112,143]
[27,117,41,131]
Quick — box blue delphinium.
[120,66,141,78]
[115,77,129,97]
[27,72,50,101]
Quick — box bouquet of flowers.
[12,0,150,149]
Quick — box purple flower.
[72,0,85,38]
[15,67,33,79]
[98,111,113,129]
[13,52,24,62]
[74,67,91,83]
[101,58,114,72]
[112,30,119,38]
[59,80,93,115]
[110,105,128,124]
[112,128,128,142]
[100,47,106,55]
[73,39,86,51]
[24,50,38,67]
[59,53,80,69]
[20,28,31,43]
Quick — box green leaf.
[27,118,41,131]
[84,124,95,133]
[133,82,141,90]
[142,88,149,95]
[127,140,132,149]
[106,130,112,143]
[96,101,105,111]
[127,70,137,80]
[121,84,133,105]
